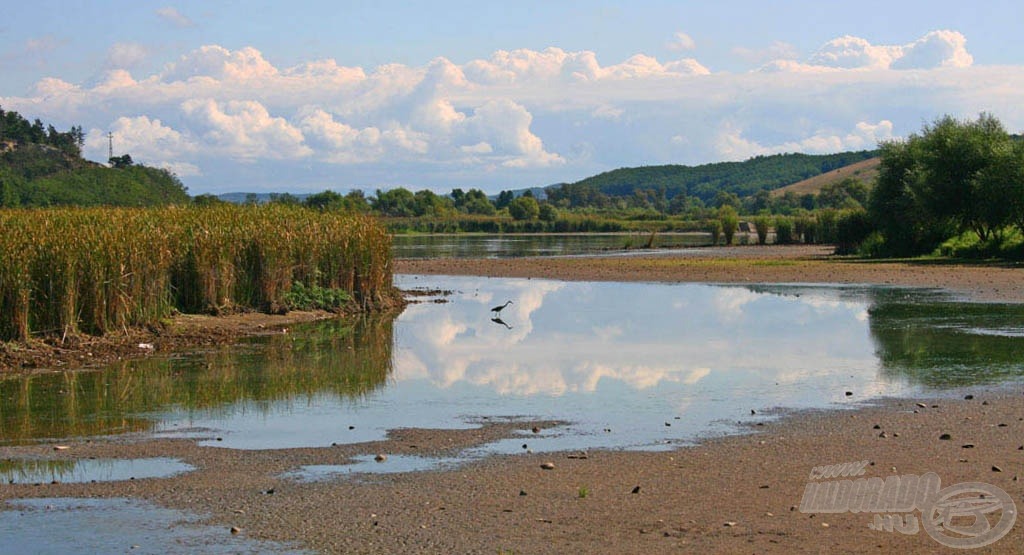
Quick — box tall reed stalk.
[0,206,395,341]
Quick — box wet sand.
[2,247,1023,553]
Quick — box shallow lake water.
[0,498,309,554]
[1,457,193,484]
[392,232,713,259]
[3,276,1023,465]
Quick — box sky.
[2,1,1023,195]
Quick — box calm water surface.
[0,498,309,554]
[392,233,712,259]
[2,277,1023,458]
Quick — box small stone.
[892,433,899,437]
[821,522,830,528]
[872,424,881,430]
[522,444,528,449]
[665,422,671,427]
[962,444,975,449]
[230,526,241,535]
[845,391,853,396]
[53,445,69,451]
[519,490,527,496]
[750,409,756,415]
[964,394,974,400]
[263,488,275,495]
[374,454,387,462]
[540,462,555,470]
[724,521,737,527]
[878,432,887,438]
[992,465,1003,472]
[631,486,641,494]
[348,425,355,430]
[915,402,927,408]
[765,512,774,517]
[939,433,952,440]
[531,427,540,434]
[998,423,1007,427]
[982,400,989,405]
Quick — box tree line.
[861,114,1024,257]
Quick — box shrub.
[718,206,739,245]
[834,210,873,254]
[752,215,770,245]
[774,216,795,244]
[707,219,722,245]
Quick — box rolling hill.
[771,157,880,197]
[547,150,878,205]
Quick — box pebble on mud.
[540,462,555,470]
[374,454,387,462]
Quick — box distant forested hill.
[0,107,190,207]
[547,150,877,207]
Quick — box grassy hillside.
[551,150,877,205]
[0,108,190,208]
[771,157,880,197]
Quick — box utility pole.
[108,132,114,161]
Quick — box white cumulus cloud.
[181,98,311,161]
[156,7,194,28]
[666,31,697,52]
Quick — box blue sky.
[3,1,1023,194]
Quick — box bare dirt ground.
[2,247,1022,553]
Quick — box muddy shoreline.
[1,247,1022,553]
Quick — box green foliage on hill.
[547,150,878,207]
[0,107,189,208]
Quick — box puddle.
[0,498,309,554]
[283,454,463,481]
[1,457,193,484]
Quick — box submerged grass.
[0,205,395,341]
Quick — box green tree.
[868,114,1012,255]
[538,202,558,222]
[372,187,417,216]
[304,190,345,210]
[109,154,134,169]
[752,215,770,245]
[193,193,225,207]
[412,189,453,216]
[269,192,301,205]
[718,205,739,245]
[495,190,515,209]
[508,196,540,220]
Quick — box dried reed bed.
[0,205,394,341]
